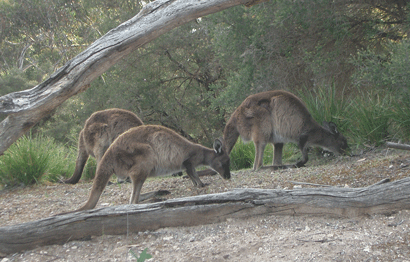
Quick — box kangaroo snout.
[221,166,231,180]
[322,121,349,157]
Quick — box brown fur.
[224,90,348,170]
[62,108,144,184]
[76,125,231,211]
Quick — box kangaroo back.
[62,108,143,184]
[224,90,348,170]
[84,108,144,151]
[76,125,230,211]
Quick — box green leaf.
[129,248,152,262]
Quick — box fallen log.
[386,142,410,151]
[1,177,410,255]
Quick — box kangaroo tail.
[61,131,89,184]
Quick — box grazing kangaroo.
[62,108,144,184]
[76,125,230,211]
[224,90,348,170]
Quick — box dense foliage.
[1,0,410,186]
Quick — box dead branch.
[386,142,410,151]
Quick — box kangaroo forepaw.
[295,161,306,168]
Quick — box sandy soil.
[1,148,410,261]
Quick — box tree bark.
[1,177,410,255]
[0,0,269,155]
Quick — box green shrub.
[43,144,76,183]
[390,96,410,142]
[229,138,255,170]
[347,92,391,147]
[0,134,75,187]
[298,85,351,132]
[351,39,410,93]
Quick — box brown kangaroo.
[76,125,231,211]
[223,90,348,170]
[62,108,144,184]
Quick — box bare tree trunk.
[1,177,410,255]
[0,0,268,155]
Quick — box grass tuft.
[348,92,391,146]
[0,134,75,187]
[229,138,298,170]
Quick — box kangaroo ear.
[323,121,339,135]
[213,138,223,154]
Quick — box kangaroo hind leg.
[128,165,152,204]
[127,147,155,204]
[77,155,114,211]
[273,143,284,166]
[253,140,267,171]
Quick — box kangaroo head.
[322,121,349,155]
[211,138,231,180]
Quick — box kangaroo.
[224,90,348,170]
[75,125,231,211]
[62,108,144,184]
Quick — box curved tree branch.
[0,0,269,155]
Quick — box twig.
[369,178,390,187]
[296,233,341,243]
[287,181,332,187]
[388,219,405,227]
[297,238,339,243]
[32,252,63,262]
[364,256,376,262]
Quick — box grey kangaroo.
[62,108,144,184]
[224,90,348,170]
[76,125,231,211]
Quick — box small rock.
[163,236,173,241]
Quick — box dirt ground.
[1,147,410,261]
